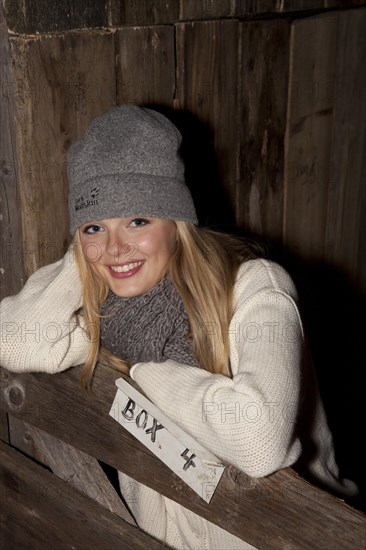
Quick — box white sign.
[109,378,225,502]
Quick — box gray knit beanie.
[67,105,198,233]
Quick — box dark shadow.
[142,103,235,227]
[270,242,366,513]
[98,459,122,496]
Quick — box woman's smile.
[108,260,145,277]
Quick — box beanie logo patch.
[74,187,100,211]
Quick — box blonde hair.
[73,223,258,388]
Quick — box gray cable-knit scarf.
[100,276,200,367]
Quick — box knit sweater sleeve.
[130,260,303,477]
[0,247,90,373]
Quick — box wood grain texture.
[109,0,179,26]
[179,0,366,19]
[0,411,9,444]
[8,31,116,276]
[1,365,365,549]
[116,25,175,106]
[0,441,165,550]
[8,416,137,525]
[4,0,366,33]
[4,0,107,34]
[0,1,23,446]
[283,12,338,260]
[325,8,366,289]
[179,0,235,19]
[284,8,366,291]
[175,20,239,227]
[0,3,25,300]
[237,18,291,240]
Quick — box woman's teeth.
[110,261,143,273]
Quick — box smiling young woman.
[78,216,177,297]
[0,104,358,550]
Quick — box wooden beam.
[8,416,136,525]
[1,365,365,549]
[0,440,164,549]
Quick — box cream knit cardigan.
[0,248,357,550]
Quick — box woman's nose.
[106,233,134,262]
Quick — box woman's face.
[78,217,177,297]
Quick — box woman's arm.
[0,247,90,373]
[129,262,304,477]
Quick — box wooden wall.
[1,0,366,514]
[2,0,365,284]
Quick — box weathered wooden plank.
[0,440,164,550]
[1,365,365,549]
[4,0,107,34]
[116,25,175,106]
[0,1,24,446]
[325,8,366,289]
[179,0,235,19]
[257,0,326,12]
[179,0,366,20]
[237,18,291,240]
[8,416,137,525]
[109,0,179,26]
[357,188,366,292]
[175,20,239,227]
[0,412,9,444]
[4,0,366,33]
[8,32,115,276]
[283,12,338,260]
[0,4,25,300]
[325,0,366,7]
[282,11,366,515]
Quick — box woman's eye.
[82,224,103,234]
[130,218,149,227]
